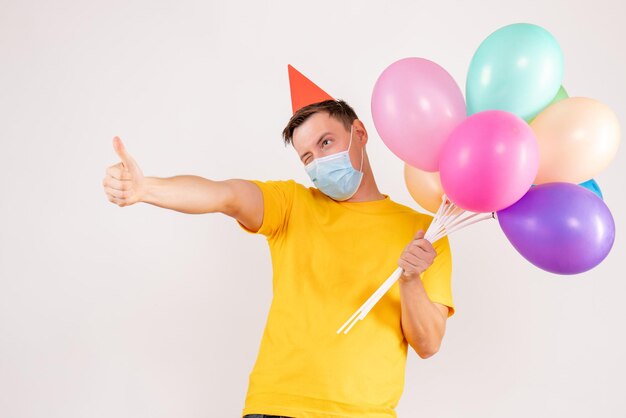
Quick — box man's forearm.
[399,277,446,358]
[141,175,233,214]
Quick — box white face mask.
[304,125,364,201]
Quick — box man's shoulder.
[248,178,317,201]
[386,197,435,224]
[252,178,310,192]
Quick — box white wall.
[1,0,624,416]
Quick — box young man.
[103,74,454,418]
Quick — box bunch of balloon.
[340,48,544,334]
[371,58,541,249]
[373,23,618,275]
[370,57,496,244]
[338,22,619,335]
[465,22,619,275]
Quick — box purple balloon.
[497,182,615,275]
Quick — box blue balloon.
[579,179,604,200]
[466,23,564,121]
[530,179,604,200]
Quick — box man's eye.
[321,139,331,148]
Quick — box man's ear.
[354,119,368,145]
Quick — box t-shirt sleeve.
[421,234,455,318]
[235,179,296,239]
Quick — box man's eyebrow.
[299,131,332,161]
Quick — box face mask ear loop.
[350,125,364,173]
[347,125,354,153]
[347,124,363,173]
[358,143,364,173]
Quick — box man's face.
[292,112,362,169]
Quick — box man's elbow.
[417,347,438,359]
[413,340,441,359]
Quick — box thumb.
[113,136,134,170]
[413,230,425,240]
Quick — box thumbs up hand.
[398,230,436,282]
[103,136,146,207]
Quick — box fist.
[102,136,145,207]
[398,230,436,282]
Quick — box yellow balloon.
[531,97,621,184]
[403,164,444,213]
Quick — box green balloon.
[466,23,565,122]
[527,85,568,123]
[552,85,569,102]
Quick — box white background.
[1,0,624,417]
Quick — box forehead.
[292,112,345,150]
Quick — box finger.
[398,260,414,276]
[411,239,434,253]
[106,164,133,181]
[401,254,430,272]
[408,242,431,257]
[408,245,436,264]
[106,192,126,206]
[405,251,433,268]
[102,176,132,191]
[398,259,422,277]
[402,252,422,266]
[405,245,436,265]
[412,229,425,240]
[113,136,134,170]
[105,186,132,199]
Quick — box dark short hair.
[281,99,359,146]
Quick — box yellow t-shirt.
[237,179,454,418]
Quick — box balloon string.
[429,212,494,243]
[337,195,494,335]
[432,212,491,238]
[425,196,454,239]
[425,198,476,241]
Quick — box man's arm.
[103,136,264,231]
[399,278,449,359]
[141,176,263,231]
[397,230,450,359]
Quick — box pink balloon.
[439,110,539,212]
[371,57,466,172]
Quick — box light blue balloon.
[530,179,604,200]
[579,179,604,200]
[466,23,564,121]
